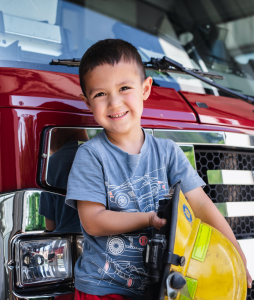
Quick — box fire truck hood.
[181,91,254,129]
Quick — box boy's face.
[80,60,152,137]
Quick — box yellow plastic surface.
[186,225,247,300]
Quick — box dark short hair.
[79,39,146,96]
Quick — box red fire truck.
[1,1,254,299]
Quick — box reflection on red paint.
[181,91,254,129]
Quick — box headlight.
[15,237,72,287]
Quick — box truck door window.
[45,128,89,189]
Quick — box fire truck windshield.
[1,0,254,97]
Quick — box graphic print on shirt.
[93,253,149,292]
[106,233,146,256]
[86,166,169,294]
[107,167,168,212]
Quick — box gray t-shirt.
[66,130,205,300]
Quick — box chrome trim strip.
[45,128,53,187]
[237,239,254,278]
[144,129,153,136]
[12,290,74,299]
[154,130,254,148]
[207,170,254,185]
[225,132,254,148]
[154,130,225,145]
[215,202,254,217]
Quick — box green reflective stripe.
[186,277,198,298]
[191,224,211,262]
[179,277,198,300]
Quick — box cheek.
[126,92,143,109]
[91,102,105,115]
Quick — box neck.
[105,127,144,155]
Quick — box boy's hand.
[246,268,253,288]
[149,211,167,230]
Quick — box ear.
[142,76,153,100]
[79,94,92,111]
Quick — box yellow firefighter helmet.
[147,183,247,300]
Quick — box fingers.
[246,268,253,288]
[152,213,167,230]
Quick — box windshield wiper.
[143,58,224,80]
[50,57,254,104]
[51,58,81,66]
[50,58,223,79]
[147,56,254,105]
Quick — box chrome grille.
[247,283,254,300]
[195,149,254,238]
[205,185,254,203]
[227,216,254,238]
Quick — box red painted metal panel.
[0,68,196,122]
[0,67,89,113]
[143,87,196,122]
[180,91,254,129]
[1,68,254,194]
[0,108,97,193]
[0,68,82,101]
[1,106,254,194]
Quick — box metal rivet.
[41,153,47,159]
[179,256,185,267]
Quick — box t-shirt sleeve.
[167,141,205,193]
[65,145,107,209]
[39,192,56,221]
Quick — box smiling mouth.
[108,111,128,118]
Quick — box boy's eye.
[120,86,130,91]
[94,92,106,98]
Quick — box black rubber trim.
[157,182,181,300]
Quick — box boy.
[66,39,251,300]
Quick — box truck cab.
[1,1,254,299]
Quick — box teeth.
[110,112,127,118]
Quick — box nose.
[108,93,122,110]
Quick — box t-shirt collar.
[101,128,149,159]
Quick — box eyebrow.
[88,80,135,97]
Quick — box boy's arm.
[77,200,166,236]
[185,186,252,288]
